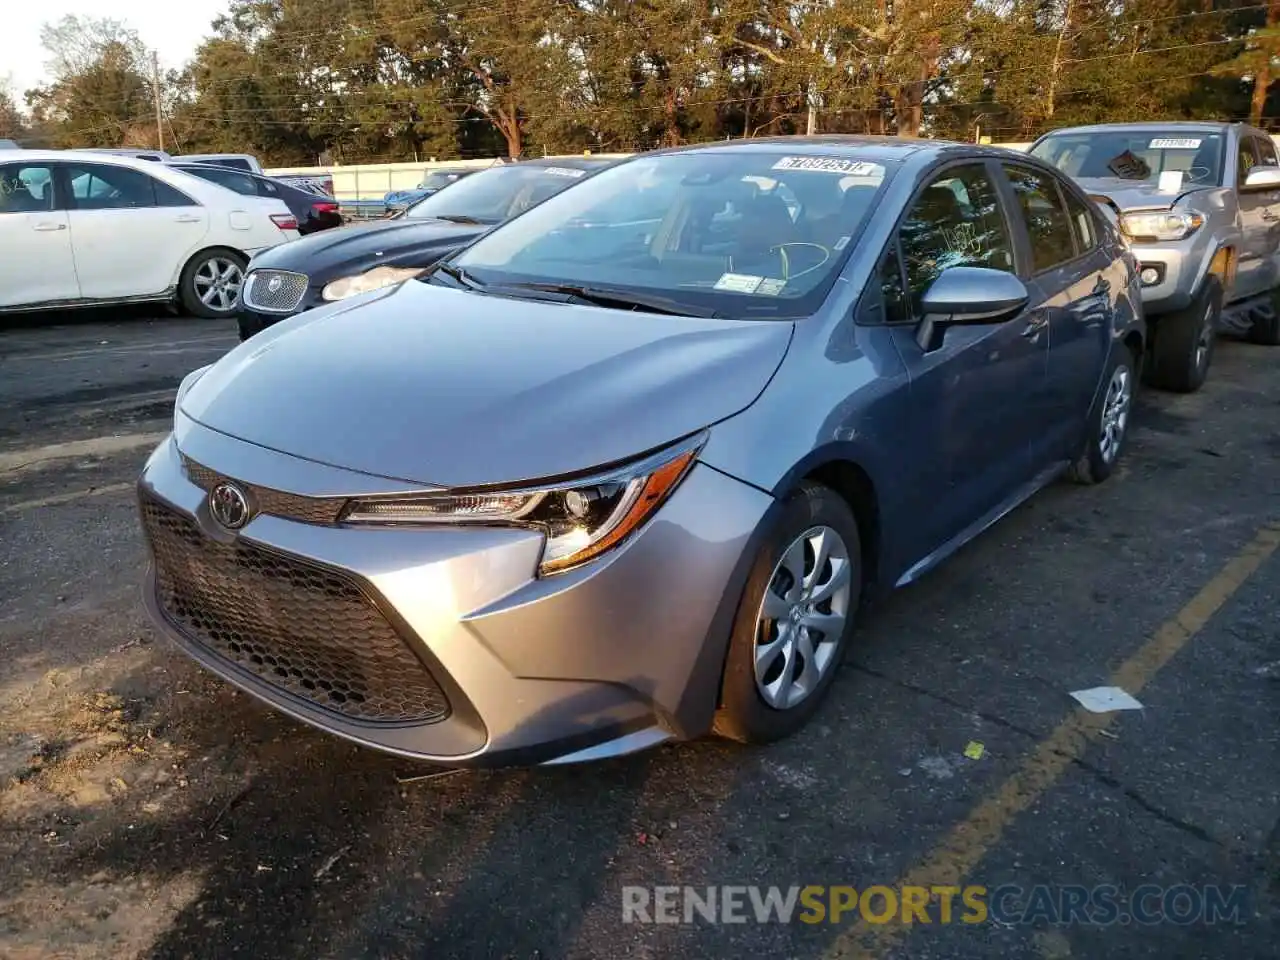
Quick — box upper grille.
[244,269,309,313]
[141,495,450,724]
[183,456,347,525]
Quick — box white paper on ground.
[1157,170,1184,194]
[1070,686,1144,713]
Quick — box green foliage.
[19,0,1276,163]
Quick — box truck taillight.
[270,213,299,231]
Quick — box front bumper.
[237,289,324,339]
[136,420,772,766]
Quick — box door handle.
[174,215,202,223]
[1021,315,1048,339]
[1093,276,1112,294]
[32,222,66,232]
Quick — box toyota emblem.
[209,481,252,530]
[267,275,283,293]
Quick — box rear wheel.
[713,483,861,744]
[1145,279,1219,393]
[180,249,248,319]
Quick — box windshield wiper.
[430,214,494,225]
[504,282,720,318]
[429,261,485,290]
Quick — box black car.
[169,163,344,236]
[235,156,614,340]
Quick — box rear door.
[1233,135,1273,300]
[0,160,80,307]
[882,160,1047,556]
[1000,163,1113,466]
[1246,133,1280,294]
[59,161,210,299]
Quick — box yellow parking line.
[825,520,1280,959]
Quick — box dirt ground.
[1,312,1277,960]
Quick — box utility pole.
[152,50,164,151]
[806,80,817,135]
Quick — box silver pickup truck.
[1029,122,1280,392]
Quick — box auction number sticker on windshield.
[542,166,586,178]
[1149,138,1202,149]
[772,156,882,176]
[714,273,763,293]
[756,278,786,296]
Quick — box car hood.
[180,281,793,487]
[1075,176,1210,212]
[247,217,486,282]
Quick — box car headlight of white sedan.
[321,265,428,302]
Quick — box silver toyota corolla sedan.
[138,137,1144,767]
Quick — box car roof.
[1,148,175,169]
[643,135,958,163]
[1035,121,1239,137]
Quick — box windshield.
[404,164,594,222]
[1031,131,1224,187]
[446,151,894,318]
[419,171,463,191]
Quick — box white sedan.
[0,150,300,318]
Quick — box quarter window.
[1063,189,1096,252]
[898,164,1014,314]
[1236,139,1257,184]
[1003,166,1077,272]
[878,243,910,324]
[0,163,56,213]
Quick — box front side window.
[448,152,895,318]
[0,163,56,213]
[1004,166,1077,273]
[898,164,1014,313]
[1237,139,1257,184]
[1031,130,1225,188]
[65,164,159,210]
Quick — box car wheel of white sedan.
[180,249,249,319]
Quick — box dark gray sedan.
[137,137,1143,767]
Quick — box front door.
[882,161,1048,561]
[0,161,80,307]
[1234,136,1279,301]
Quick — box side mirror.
[1243,165,1280,191]
[915,266,1030,352]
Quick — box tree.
[24,16,154,148]
[0,82,25,141]
[1212,0,1280,126]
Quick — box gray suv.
[1030,122,1280,392]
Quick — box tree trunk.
[1046,0,1076,120]
[495,102,521,159]
[895,82,924,136]
[663,88,680,146]
[1251,0,1280,126]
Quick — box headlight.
[1119,211,1204,243]
[321,265,427,301]
[343,433,706,576]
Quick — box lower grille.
[141,495,449,724]
[244,269,309,313]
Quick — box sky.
[1,0,229,99]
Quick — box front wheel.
[1145,279,1219,393]
[180,249,248,319]
[713,483,861,744]
[1069,346,1135,485]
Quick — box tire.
[237,314,264,342]
[1145,279,1219,393]
[1068,345,1136,485]
[1247,296,1280,345]
[179,249,249,319]
[713,482,861,744]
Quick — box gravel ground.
[0,311,1277,960]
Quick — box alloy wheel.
[1194,301,1215,372]
[1098,364,1132,465]
[193,258,245,313]
[753,525,852,710]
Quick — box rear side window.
[1254,136,1278,167]
[154,180,195,207]
[0,163,56,213]
[195,157,252,171]
[189,167,258,195]
[65,164,159,209]
[1003,166,1077,272]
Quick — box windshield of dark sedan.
[404,164,593,222]
[447,151,894,316]
[1030,131,1225,186]
[419,170,463,191]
